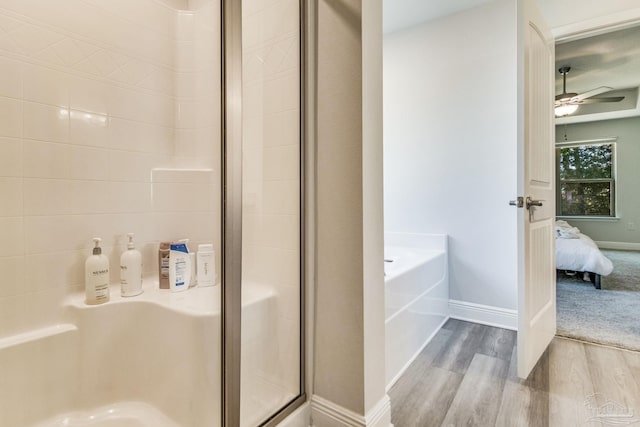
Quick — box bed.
[555,220,613,289]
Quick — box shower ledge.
[0,323,77,350]
[63,278,273,316]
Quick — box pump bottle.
[85,237,110,305]
[120,233,143,297]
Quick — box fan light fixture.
[554,66,625,118]
[555,104,579,117]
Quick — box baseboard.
[595,241,640,251]
[449,299,517,331]
[311,395,392,427]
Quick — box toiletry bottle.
[169,242,191,292]
[197,243,216,287]
[120,233,143,297]
[179,238,197,287]
[85,237,110,305]
[159,242,171,289]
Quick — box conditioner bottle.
[85,237,110,305]
[120,233,143,297]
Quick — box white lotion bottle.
[85,237,110,305]
[179,238,197,287]
[120,233,143,297]
[197,243,216,287]
[169,242,191,292]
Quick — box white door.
[517,0,556,379]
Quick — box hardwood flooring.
[389,319,640,427]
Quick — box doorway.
[553,24,640,351]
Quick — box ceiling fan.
[555,66,625,117]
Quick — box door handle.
[525,196,543,209]
[525,196,544,221]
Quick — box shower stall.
[0,0,305,426]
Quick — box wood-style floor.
[389,319,640,427]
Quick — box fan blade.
[573,86,614,101]
[577,96,625,104]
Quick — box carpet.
[556,250,640,351]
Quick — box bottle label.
[175,258,186,287]
[95,283,109,301]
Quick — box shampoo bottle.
[120,233,143,297]
[85,237,110,305]
[169,242,191,292]
[179,238,197,287]
[197,243,216,287]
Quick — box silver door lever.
[525,196,544,221]
[525,196,543,209]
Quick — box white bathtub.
[384,232,449,389]
[0,281,277,427]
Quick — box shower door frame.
[221,0,308,426]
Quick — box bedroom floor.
[556,249,640,351]
[390,319,640,427]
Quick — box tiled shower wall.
[0,0,220,338]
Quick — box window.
[556,140,615,217]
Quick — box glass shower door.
[238,0,304,425]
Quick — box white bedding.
[555,232,613,276]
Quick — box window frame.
[555,138,617,218]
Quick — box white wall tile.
[152,182,216,212]
[25,287,67,330]
[23,102,69,143]
[109,182,152,213]
[263,146,299,181]
[70,110,109,147]
[262,180,298,215]
[23,65,70,107]
[107,151,153,183]
[0,57,23,99]
[0,256,25,298]
[151,168,214,184]
[108,85,174,126]
[0,294,26,337]
[69,77,108,114]
[0,177,23,217]
[67,146,109,181]
[23,140,70,179]
[24,180,114,216]
[66,181,113,214]
[264,110,299,148]
[0,98,22,138]
[175,40,195,72]
[263,214,298,251]
[24,214,115,254]
[176,11,195,41]
[24,250,85,292]
[23,179,71,216]
[0,217,24,257]
[9,22,65,56]
[0,138,22,177]
[109,118,148,153]
[153,212,217,245]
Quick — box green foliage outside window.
[557,144,614,216]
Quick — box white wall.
[383,0,519,310]
[557,117,640,245]
[0,0,221,338]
